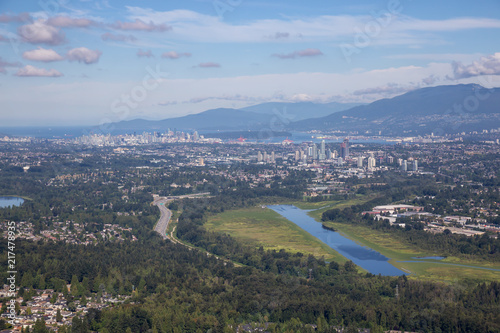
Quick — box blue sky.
[0,0,499,126]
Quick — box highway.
[151,193,241,267]
[153,197,172,240]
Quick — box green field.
[206,198,500,282]
[205,206,348,264]
[322,220,500,282]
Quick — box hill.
[291,84,500,135]
[110,108,271,132]
[240,101,364,121]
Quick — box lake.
[268,205,406,276]
[0,197,25,208]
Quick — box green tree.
[32,318,50,333]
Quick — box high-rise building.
[340,138,349,159]
[263,152,268,162]
[257,151,263,162]
[312,144,318,160]
[368,157,376,169]
[412,160,418,172]
[357,156,363,168]
[295,150,300,161]
[319,140,326,160]
[307,146,313,157]
[387,155,394,164]
[401,160,407,172]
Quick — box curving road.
[152,194,242,267]
[153,198,172,240]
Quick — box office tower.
[412,160,418,172]
[357,156,363,168]
[401,160,407,172]
[340,138,349,159]
[295,150,300,161]
[319,140,326,160]
[387,155,394,164]
[312,144,318,160]
[368,157,376,169]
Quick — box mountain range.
[108,84,500,136]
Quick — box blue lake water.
[0,197,24,208]
[268,205,406,276]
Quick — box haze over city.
[1,0,500,126]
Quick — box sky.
[0,0,500,126]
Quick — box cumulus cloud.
[101,32,137,42]
[46,16,94,27]
[0,57,22,74]
[452,53,500,79]
[421,75,439,85]
[137,49,154,58]
[16,65,62,77]
[111,19,171,32]
[161,51,191,59]
[196,62,220,68]
[273,48,323,59]
[67,47,102,64]
[23,47,64,62]
[290,93,313,102]
[18,20,65,45]
[0,13,30,23]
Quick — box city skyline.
[1,0,500,126]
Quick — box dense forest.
[2,228,500,332]
[1,143,500,332]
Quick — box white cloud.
[273,48,323,59]
[67,47,102,64]
[452,53,500,79]
[0,13,31,23]
[16,65,62,77]
[101,32,137,42]
[137,49,154,58]
[18,19,65,45]
[0,57,21,74]
[46,16,95,27]
[386,53,483,62]
[23,47,64,62]
[353,83,414,96]
[111,19,171,32]
[125,7,500,46]
[196,62,220,68]
[161,51,191,59]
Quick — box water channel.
[268,204,407,276]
